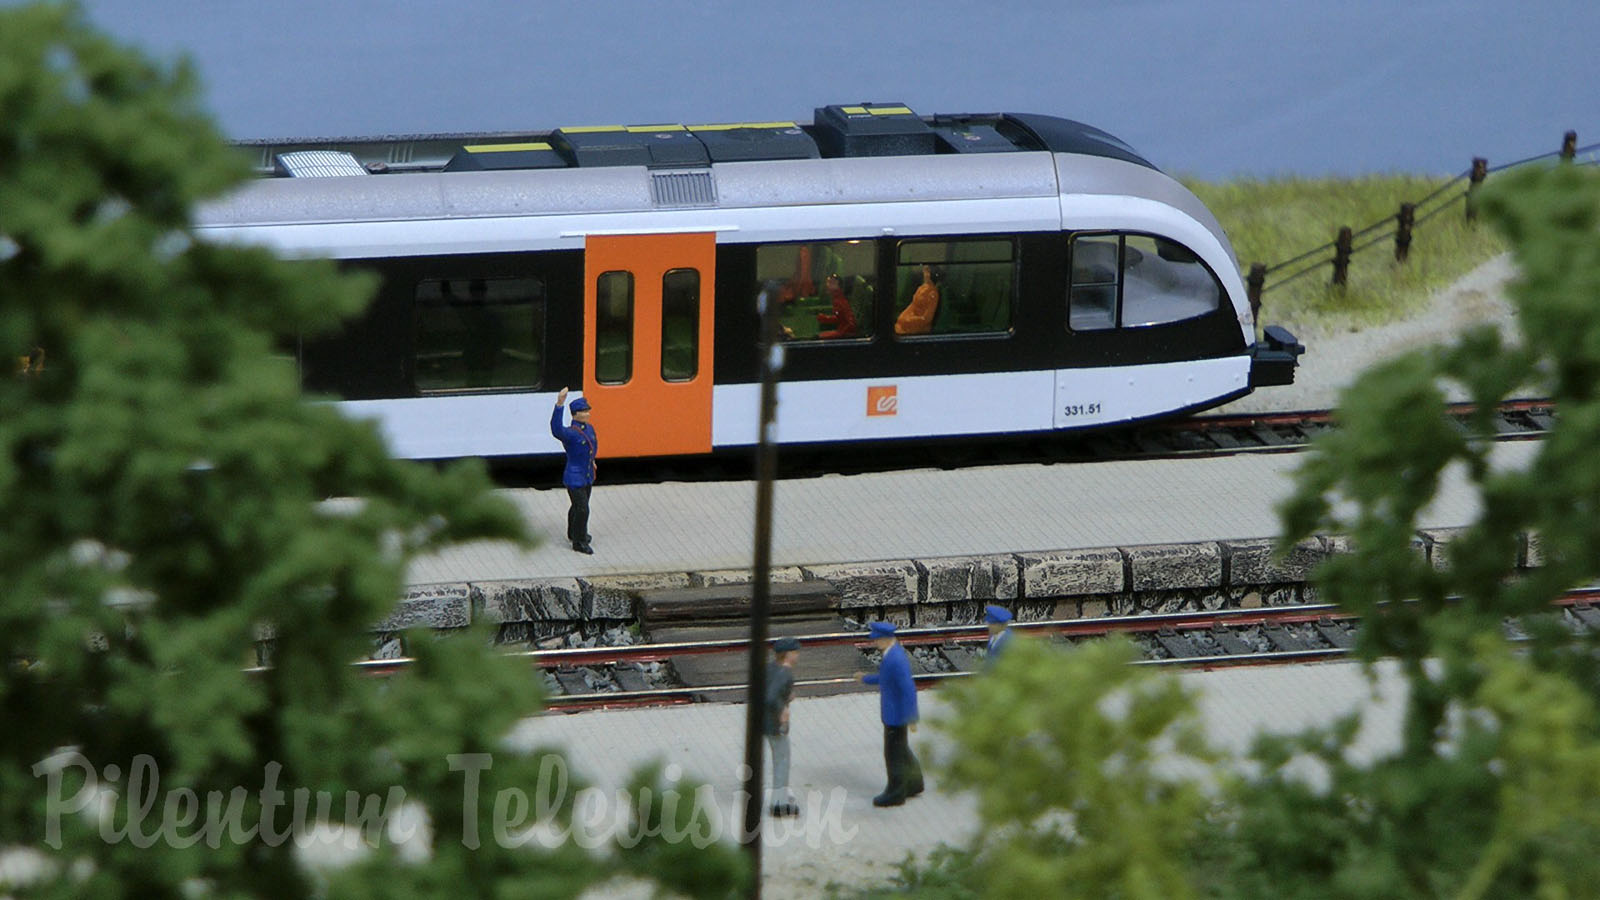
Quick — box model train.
[198,102,1303,461]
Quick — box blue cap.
[569,397,591,412]
[984,605,1013,624]
[773,636,801,652]
[868,621,897,639]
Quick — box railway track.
[352,588,1600,712]
[494,398,1555,487]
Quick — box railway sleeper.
[612,665,652,694]
[1210,623,1257,656]
[938,644,985,673]
[1155,626,1210,660]
[552,668,590,696]
[1568,603,1600,631]
[1314,617,1357,649]
[1262,623,1315,652]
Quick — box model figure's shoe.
[907,782,925,798]
[872,792,904,808]
[572,542,594,555]
[769,802,800,818]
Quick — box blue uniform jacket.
[551,403,597,489]
[985,629,1014,668]
[862,642,918,726]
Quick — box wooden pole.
[740,285,783,899]
[1466,157,1488,222]
[1331,227,1353,287]
[1247,263,1265,323]
[1394,203,1415,263]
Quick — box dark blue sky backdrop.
[69,0,1600,179]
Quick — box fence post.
[1466,157,1488,222]
[1247,263,1265,322]
[1331,227,1353,287]
[1394,202,1415,263]
[1563,130,1577,161]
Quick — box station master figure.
[551,387,597,554]
[983,604,1015,668]
[857,621,924,807]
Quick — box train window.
[1121,235,1220,326]
[661,268,699,381]
[413,276,546,392]
[754,240,876,342]
[1069,233,1221,331]
[595,270,633,385]
[894,239,1014,336]
[1069,235,1119,331]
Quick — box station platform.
[505,658,1408,898]
[406,441,1525,588]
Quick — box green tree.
[928,638,1215,900]
[1256,159,1600,898]
[0,4,743,897]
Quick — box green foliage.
[0,4,745,897]
[929,638,1215,900]
[1184,175,1508,333]
[831,846,982,900]
[1267,160,1600,897]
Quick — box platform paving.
[408,441,1532,589]
[505,658,1409,899]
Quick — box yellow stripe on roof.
[841,106,868,115]
[463,142,552,153]
[868,106,914,116]
[688,121,798,131]
[560,125,625,134]
[624,124,685,132]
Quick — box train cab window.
[413,276,545,392]
[595,270,633,384]
[1122,235,1220,326]
[1069,233,1221,331]
[754,240,876,341]
[661,268,699,381]
[894,238,1014,337]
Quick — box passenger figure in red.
[815,274,858,339]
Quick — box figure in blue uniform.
[983,604,1015,668]
[857,621,923,807]
[551,387,597,554]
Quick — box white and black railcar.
[199,103,1303,461]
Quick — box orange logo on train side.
[867,385,898,416]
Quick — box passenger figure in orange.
[894,264,940,335]
[815,274,857,339]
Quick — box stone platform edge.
[380,527,1520,634]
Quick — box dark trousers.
[566,486,591,544]
[881,724,924,800]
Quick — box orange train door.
[582,232,716,458]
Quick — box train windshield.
[1068,233,1220,331]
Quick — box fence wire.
[1256,137,1600,298]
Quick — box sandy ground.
[524,662,1414,900]
[1217,252,1521,414]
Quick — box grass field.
[1182,175,1509,332]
